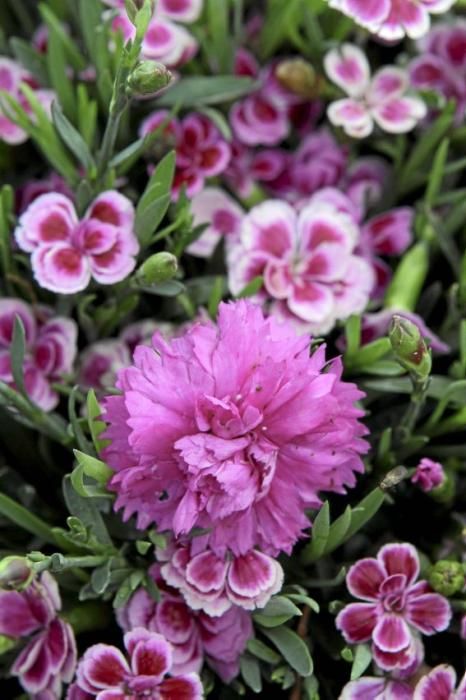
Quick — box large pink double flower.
[337,543,451,672]
[15,191,139,294]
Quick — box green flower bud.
[136,252,178,286]
[431,470,456,504]
[0,556,34,591]
[0,635,15,656]
[428,560,465,597]
[275,59,322,98]
[128,61,172,96]
[124,0,155,24]
[389,315,432,379]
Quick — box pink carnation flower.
[411,458,445,492]
[227,199,375,334]
[413,664,466,699]
[0,57,55,145]
[15,191,139,294]
[230,49,319,147]
[410,22,466,123]
[71,627,202,699]
[16,173,73,214]
[336,543,452,672]
[0,299,77,411]
[328,0,456,42]
[117,564,253,681]
[224,140,289,199]
[105,0,202,68]
[340,677,414,699]
[325,44,427,138]
[187,187,244,257]
[140,111,231,199]
[160,541,283,616]
[103,300,368,555]
[0,572,76,697]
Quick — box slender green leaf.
[68,386,93,454]
[156,76,257,107]
[425,138,449,206]
[63,475,113,546]
[0,492,57,544]
[236,276,263,299]
[208,276,225,319]
[345,488,386,541]
[52,101,95,171]
[304,501,330,562]
[324,506,352,556]
[286,594,319,613]
[86,389,108,453]
[10,38,48,85]
[344,315,361,358]
[10,316,27,398]
[254,596,302,627]
[45,21,76,119]
[262,627,313,677]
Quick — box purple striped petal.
[377,544,420,585]
[346,558,385,601]
[336,602,378,643]
[373,614,411,653]
[413,664,456,700]
[406,592,451,635]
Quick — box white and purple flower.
[336,543,451,672]
[325,44,427,138]
[15,191,139,294]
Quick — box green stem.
[395,377,430,444]
[31,554,108,574]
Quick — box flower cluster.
[15,191,139,294]
[140,111,232,198]
[0,298,77,410]
[0,572,76,698]
[68,627,203,699]
[117,563,253,681]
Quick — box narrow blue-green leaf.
[345,488,386,541]
[344,315,361,358]
[247,638,281,664]
[350,644,372,681]
[86,389,108,453]
[302,501,330,563]
[324,506,352,556]
[425,138,449,206]
[236,276,263,299]
[208,276,225,319]
[11,316,27,398]
[68,386,93,454]
[240,655,262,693]
[63,475,113,546]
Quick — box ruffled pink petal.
[388,2,430,41]
[227,550,282,601]
[159,673,203,700]
[373,614,411,653]
[32,244,91,294]
[143,19,197,67]
[337,0,391,25]
[15,193,77,252]
[89,233,139,285]
[377,543,420,585]
[362,208,413,256]
[336,602,378,644]
[324,44,371,98]
[288,281,335,324]
[339,677,389,700]
[80,644,129,690]
[346,558,385,601]
[86,191,134,232]
[187,187,243,257]
[155,599,196,645]
[327,99,373,139]
[186,550,228,594]
[130,634,172,681]
[413,664,456,700]
[372,96,427,134]
[369,67,408,103]
[241,200,296,257]
[264,260,293,299]
[158,0,203,23]
[406,592,451,635]
[45,618,68,673]
[0,298,37,347]
[0,590,43,636]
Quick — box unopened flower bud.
[428,560,465,597]
[0,556,34,591]
[0,635,15,655]
[136,252,178,286]
[389,315,432,379]
[431,470,455,504]
[128,61,172,96]
[276,59,322,98]
[411,458,445,493]
[124,0,155,24]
